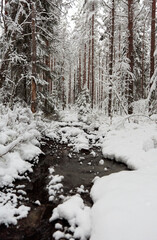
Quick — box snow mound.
[50,195,91,240]
[90,167,157,240]
[102,123,157,169]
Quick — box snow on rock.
[50,195,91,240]
[0,192,30,226]
[47,167,64,202]
[57,126,90,152]
[74,133,89,152]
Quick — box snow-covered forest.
[0,0,157,240]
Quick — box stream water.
[0,138,128,240]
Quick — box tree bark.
[31,1,37,113]
[88,37,91,90]
[91,1,95,108]
[108,0,115,117]
[141,23,146,99]
[78,50,82,93]
[83,43,87,88]
[45,40,51,94]
[128,0,134,114]
[150,0,156,80]
[68,65,71,104]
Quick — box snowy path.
[0,138,127,240]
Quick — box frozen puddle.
[0,139,128,240]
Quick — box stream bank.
[0,139,128,240]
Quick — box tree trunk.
[150,0,156,80]
[88,37,91,90]
[79,50,82,93]
[128,0,134,114]
[141,24,146,99]
[149,0,156,113]
[98,51,101,106]
[91,1,95,108]
[45,40,51,94]
[83,43,87,88]
[101,57,104,107]
[31,1,37,113]
[74,72,76,104]
[108,0,115,117]
[68,65,71,104]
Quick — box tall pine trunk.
[141,23,146,99]
[150,0,156,80]
[31,1,37,113]
[68,65,71,104]
[128,0,134,114]
[108,0,115,117]
[78,50,82,93]
[83,43,87,88]
[149,0,156,113]
[88,37,91,90]
[91,2,95,108]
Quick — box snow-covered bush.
[0,104,42,187]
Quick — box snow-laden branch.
[0,136,23,157]
[115,114,154,130]
[0,131,39,158]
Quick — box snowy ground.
[1,105,157,240]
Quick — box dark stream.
[0,139,128,240]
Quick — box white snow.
[47,167,64,202]
[48,115,157,240]
[90,120,157,240]
[90,168,157,240]
[0,191,30,226]
[102,122,157,170]
[1,105,157,240]
[34,200,41,206]
[50,195,91,240]
[0,104,42,225]
[99,159,104,165]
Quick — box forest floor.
[0,138,128,240]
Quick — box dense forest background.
[0,0,156,117]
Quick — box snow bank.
[90,167,157,240]
[102,122,157,170]
[0,104,42,225]
[90,120,157,240]
[0,105,42,187]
